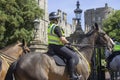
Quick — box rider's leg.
[51,45,79,80]
[58,46,79,80]
[68,58,79,80]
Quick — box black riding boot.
[68,59,78,80]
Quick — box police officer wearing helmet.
[48,12,79,80]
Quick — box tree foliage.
[103,10,120,41]
[0,0,44,47]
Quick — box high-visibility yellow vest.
[113,45,120,51]
[48,23,64,45]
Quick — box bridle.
[21,45,30,54]
[95,31,110,49]
[18,44,30,58]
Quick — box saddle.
[47,50,66,66]
[47,46,76,66]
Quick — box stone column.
[30,18,48,53]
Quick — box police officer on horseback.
[48,12,79,80]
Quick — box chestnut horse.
[5,23,114,80]
[0,40,30,80]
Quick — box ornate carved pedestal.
[30,40,48,53]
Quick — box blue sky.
[48,0,120,29]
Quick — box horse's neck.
[80,34,96,63]
[80,46,94,63]
[0,45,21,59]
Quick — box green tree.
[103,10,120,42]
[0,0,44,48]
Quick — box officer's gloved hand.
[65,42,70,45]
[65,43,72,47]
[65,43,75,51]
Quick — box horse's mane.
[73,29,96,52]
[0,42,19,52]
[80,29,95,44]
[85,29,95,37]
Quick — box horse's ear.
[17,41,20,43]
[22,39,25,46]
[17,40,20,44]
[94,23,99,31]
[17,40,22,46]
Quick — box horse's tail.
[5,61,17,80]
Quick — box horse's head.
[93,23,114,51]
[17,39,30,56]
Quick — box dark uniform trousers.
[48,44,79,79]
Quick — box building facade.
[57,9,74,37]
[84,3,114,32]
[37,0,49,44]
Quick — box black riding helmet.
[49,12,59,21]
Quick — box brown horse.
[0,40,30,80]
[5,23,114,80]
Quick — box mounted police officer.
[48,12,79,80]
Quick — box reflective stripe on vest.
[48,24,64,45]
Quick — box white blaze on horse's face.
[109,38,115,51]
[110,38,115,45]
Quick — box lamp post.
[33,18,40,41]
[74,1,83,32]
[30,18,42,52]
[30,18,48,52]
[70,1,84,43]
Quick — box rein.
[71,44,107,73]
[71,46,91,73]
[0,52,16,65]
[22,46,29,54]
[71,44,107,48]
